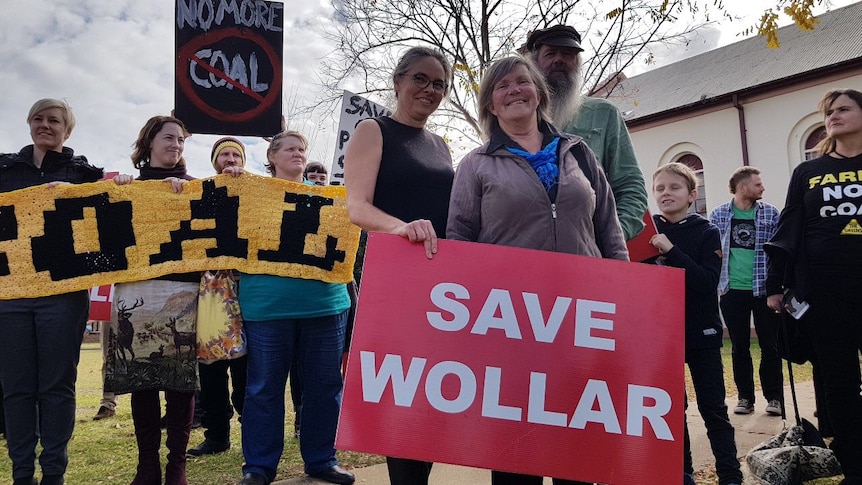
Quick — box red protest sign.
[338,233,685,484]
[89,285,114,321]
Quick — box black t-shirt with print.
[790,153,862,277]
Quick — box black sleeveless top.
[372,116,454,237]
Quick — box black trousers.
[386,457,433,485]
[198,355,248,442]
[719,289,783,404]
[806,277,862,479]
[684,347,742,485]
[0,291,88,480]
[490,470,590,484]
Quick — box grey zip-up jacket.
[447,133,628,261]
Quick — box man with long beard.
[525,25,648,241]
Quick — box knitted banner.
[0,174,360,300]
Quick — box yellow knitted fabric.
[0,174,360,300]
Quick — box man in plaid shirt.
[709,166,783,416]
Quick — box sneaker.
[92,406,116,421]
[734,399,754,414]
[765,399,783,416]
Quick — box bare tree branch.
[319,0,723,140]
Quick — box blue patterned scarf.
[506,136,560,194]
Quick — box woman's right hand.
[767,294,784,313]
[397,219,438,259]
[163,177,187,193]
[112,174,134,186]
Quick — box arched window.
[676,154,706,216]
[803,126,827,161]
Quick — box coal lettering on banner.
[150,179,248,264]
[258,193,346,270]
[0,205,16,276]
[32,194,135,280]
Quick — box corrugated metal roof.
[607,1,862,120]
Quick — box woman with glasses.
[344,46,455,485]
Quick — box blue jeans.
[241,311,347,481]
[684,347,742,485]
[0,292,88,480]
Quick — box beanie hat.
[211,137,246,168]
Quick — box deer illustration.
[148,344,165,363]
[165,318,196,359]
[116,298,144,365]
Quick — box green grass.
[685,337,814,397]
[0,338,837,484]
[0,341,384,484]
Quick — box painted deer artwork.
[165,317,196,359]
[148,344,165,363]
[116,297,144,365]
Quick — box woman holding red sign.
[344,46,455,485]
[446,55,627,485]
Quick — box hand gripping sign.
[338,233,685,484]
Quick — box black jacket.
[652,213,723,351]
[0,145,102,193]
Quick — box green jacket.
[561,97,647,240]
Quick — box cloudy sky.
[0,0,852,178]
[0,0,337,177]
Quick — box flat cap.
[526,25,583,52]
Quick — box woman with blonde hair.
[0,98,103,485]
[237,131,354,485]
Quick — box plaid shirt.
[709,199,780,297]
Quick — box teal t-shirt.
[236,178,350,321]
[728,204,756,290]
[238,273,350,321]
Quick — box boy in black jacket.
[650,162,742,485]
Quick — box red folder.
[626,210,659,262]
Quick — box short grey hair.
[27,98,76,135]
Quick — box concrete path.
[274,380,820,484]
